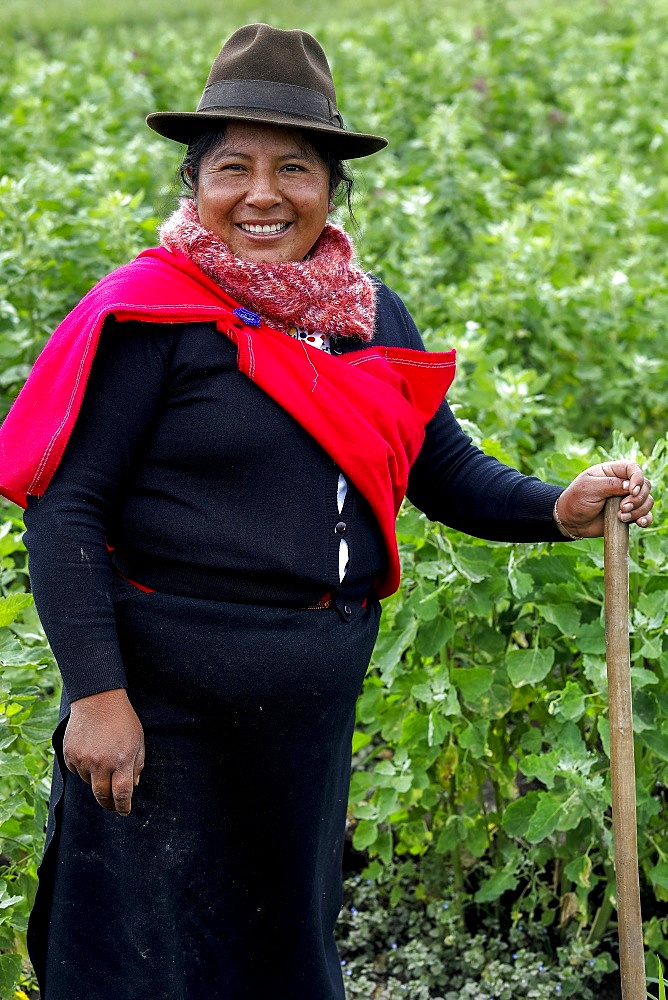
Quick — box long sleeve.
[406,401,564,541]
[23,318,174,702]
[371,283,565,542]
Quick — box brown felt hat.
[146,23,388,159]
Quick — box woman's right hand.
[63,688,145,816]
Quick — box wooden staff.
[604,496,645,999]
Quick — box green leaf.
[631,666,659,689]
[506,647,555,687]
[416,614,454,658]
[0,593,32,627]
[452,666,492,709]
[649,861,668,893]
[633,689,658,733]
[0,892,23,910]
[451,545,492,583]
[576,622,606,655]
[376,787,399,823]
[537,602,581,636]
[521,752,560,789]
[640,728,668,762]
[0,754,31,778]
[0,953,21,997]
[352,820,378,851]
[458,719,488,758]
[427,710,449,748]
[598,717,611,759]
[372,620,418,680]
[375,829,393,865]
[351,730,371,754]
[502,792,541,838]
[551,681,586,722]
[526,792,567,843]
[474,869,519,903]
[564,853,593,889]
[508,563,534,600]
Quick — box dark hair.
[178,126,356,220]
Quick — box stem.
[450,773,465,921]
[588,880,615,945]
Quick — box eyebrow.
[213,150,314,162]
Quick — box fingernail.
[639,517,647,526]
[623,503,633,512]
[623,481,630,490]
[633,485,641,496]
[620,513,631,521]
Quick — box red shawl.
[0,247,455,598]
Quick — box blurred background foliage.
[1,0,668,996]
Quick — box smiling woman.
[192,123,332,262]
[0,19,654,1000]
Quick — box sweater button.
[335,521,347,534]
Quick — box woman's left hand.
[554,461,654,539]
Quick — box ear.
[328,197,336,213]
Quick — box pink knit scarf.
[158,198,376,341]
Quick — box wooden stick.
[604,497,645,1000]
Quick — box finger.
[620,496,654,523]
[63,753,91,784]
[63,756,79,775]
[620,484,652,513]
[602,460,643,483]
[625,478,651,503]
[133,744,145,788]
[599,462,648,498]
[111,766,135,816]
[90,770,116,812]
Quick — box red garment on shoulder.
[0,247,455,598]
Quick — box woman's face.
[194,122,332,263]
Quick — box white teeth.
[239,222,288,234]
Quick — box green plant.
[0,512,58,996]
[350,433,668,958]
[338,862,615,999]
[648,956,666,1000]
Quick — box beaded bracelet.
[553,497,580,541]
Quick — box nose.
[245,168,281,210]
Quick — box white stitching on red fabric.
[348,354,455,369]
[300,341,320,393]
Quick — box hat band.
[196,79,344,128]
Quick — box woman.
[0,23,653,1000]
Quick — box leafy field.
[2,0,668,997]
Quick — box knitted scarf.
[158,198,376,341]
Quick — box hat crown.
[145,22,388,158]
[205,24,337,105]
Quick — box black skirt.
[28,579,381,1000]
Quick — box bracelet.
[553,497,581,541]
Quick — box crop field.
[1,0,668,997]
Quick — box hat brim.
[145,107,388,159]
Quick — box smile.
[238,222,291,234]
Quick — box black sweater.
[23,281,564,703]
